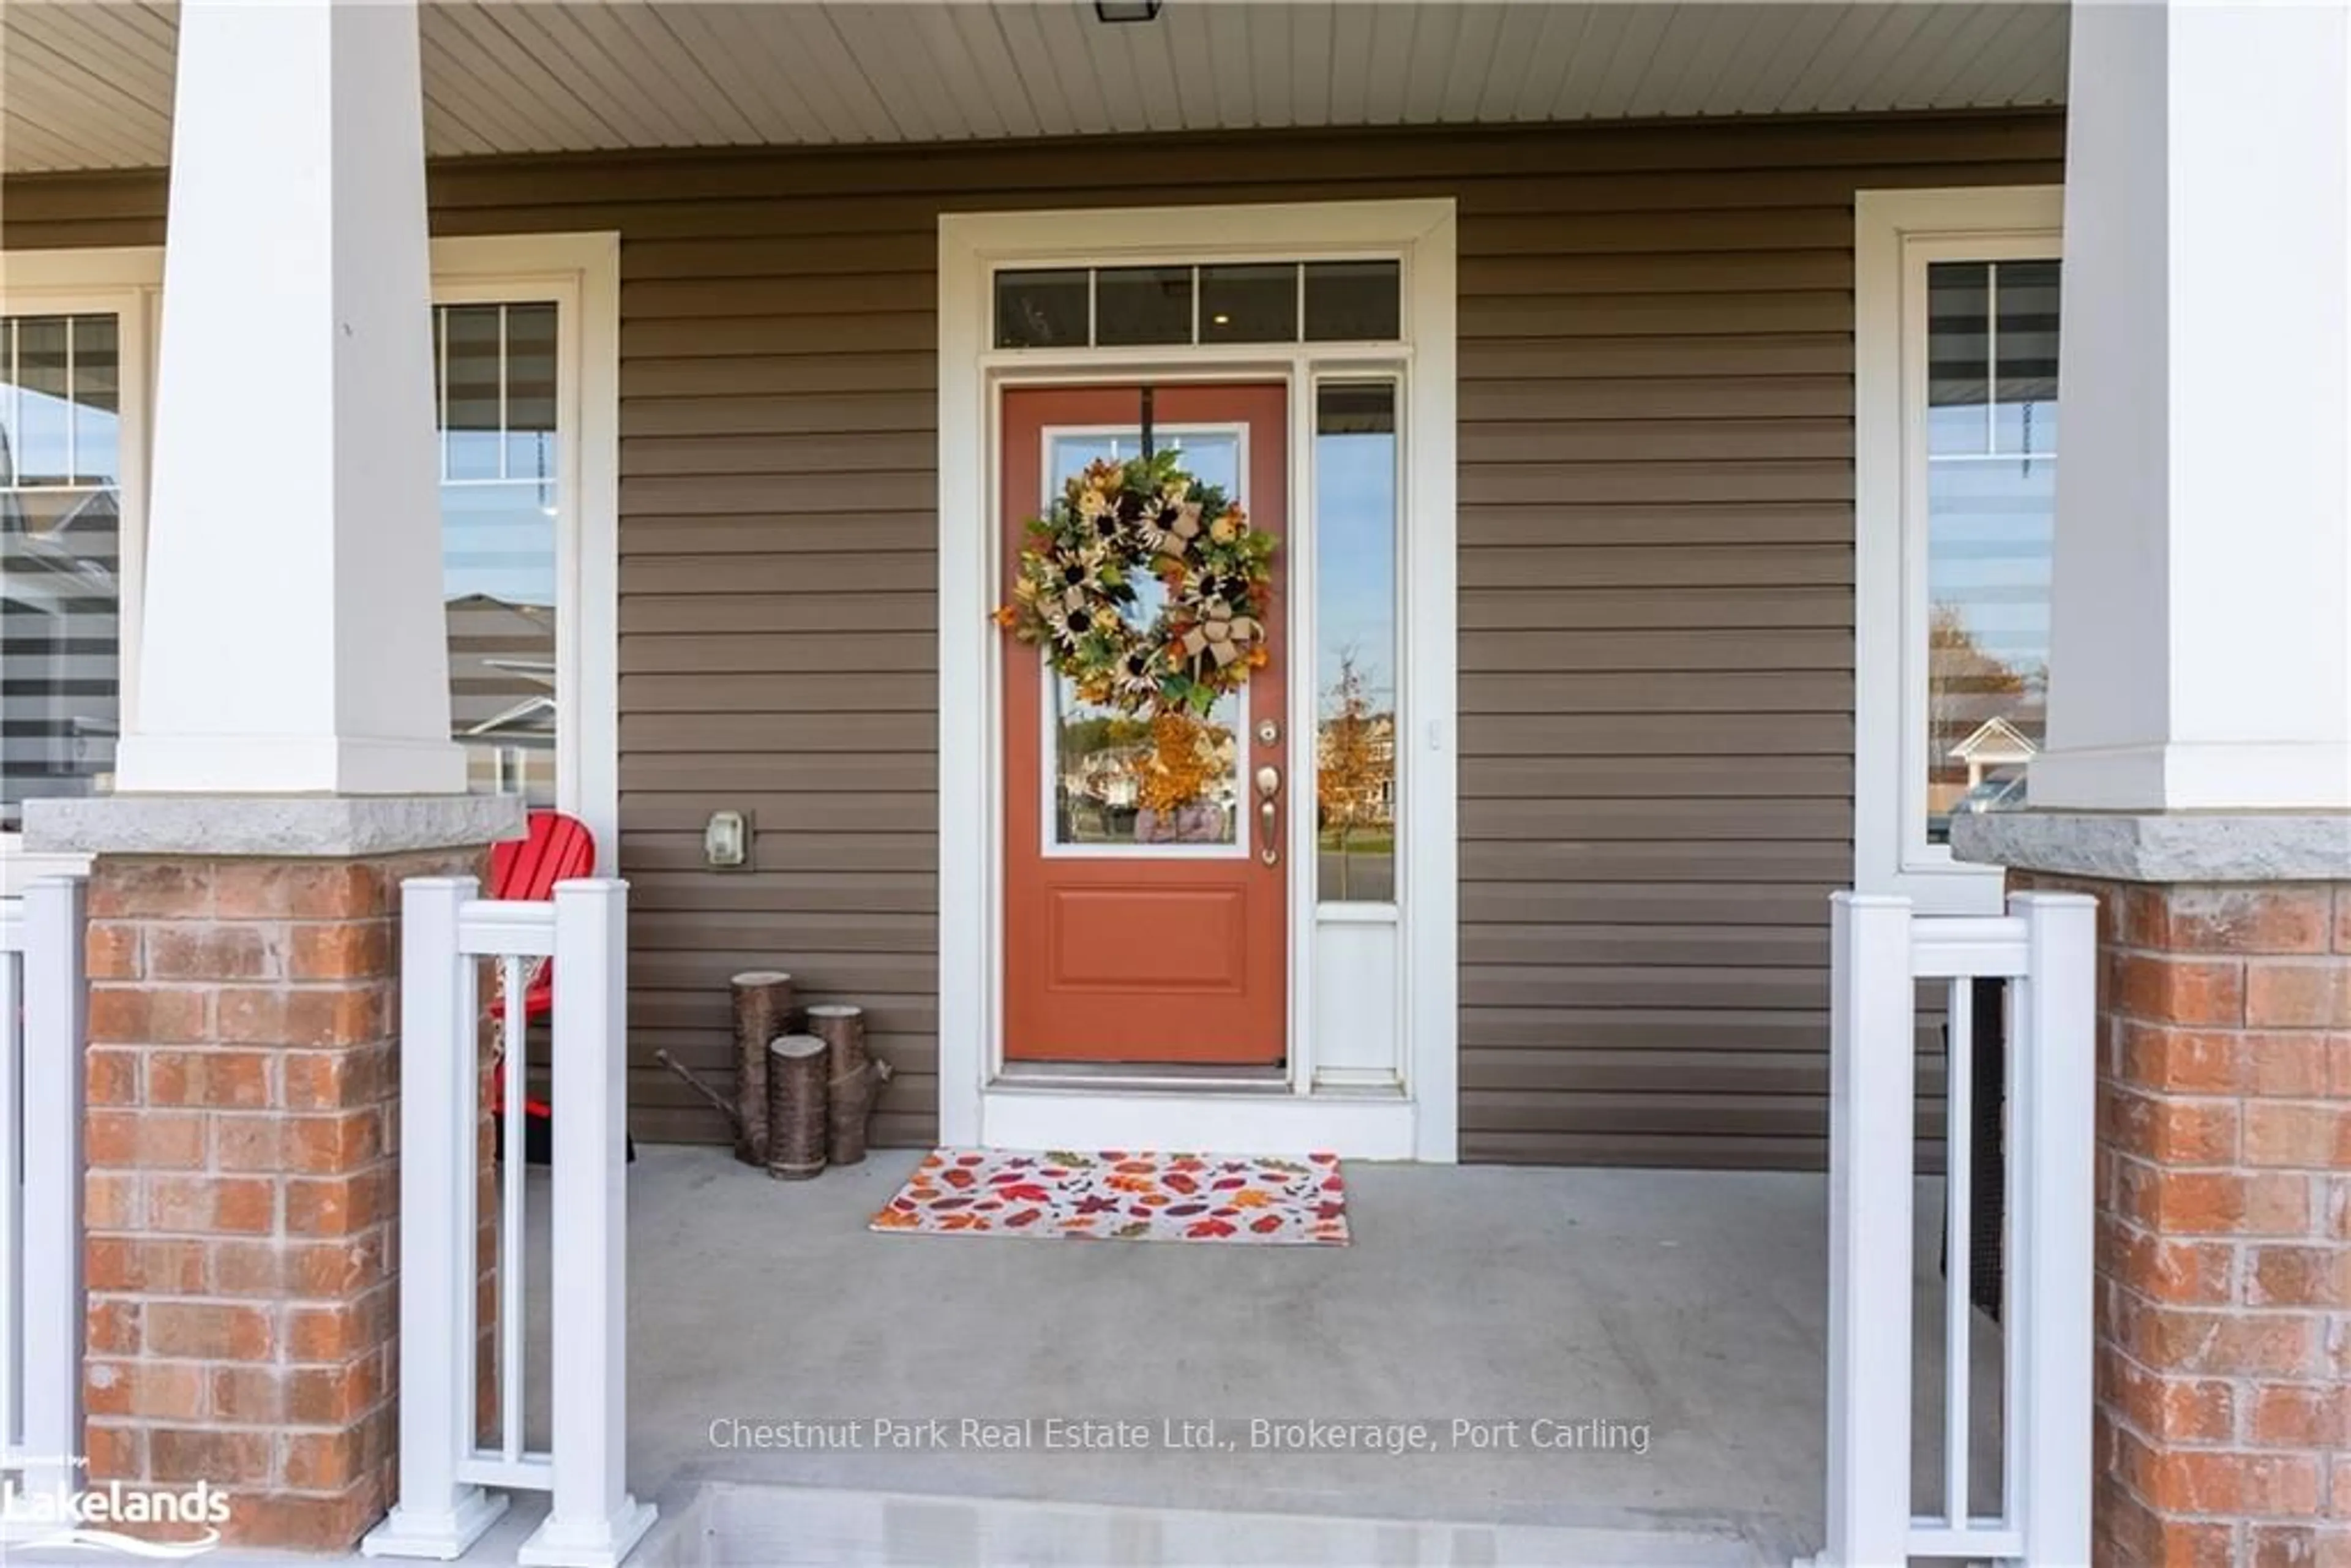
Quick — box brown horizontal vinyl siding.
[610,252,942,1149]
[1,111,2064,1166]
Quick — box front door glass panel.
[1043,430,1245,852]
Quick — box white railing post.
[365,876,509,1560]
[1818,892,1917,1568]
[518,879,652,1568]
[0,900,18,1474]
[2008,892,2096,1568]
[18,876,86,1502]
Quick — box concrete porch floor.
[497,1146,2005,1565]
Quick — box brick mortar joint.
[84,1296,392,1313]
[83,1417,394,1436]
[89,977,396,988]
[2102,1279,2339,1310]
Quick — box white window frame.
[0,234,619,882]
[430,234,621,873]
[0,249,162,890]
[1854,187,2063,915]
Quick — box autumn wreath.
[994,450,1275,803]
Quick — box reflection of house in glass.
[1054,714,1240,846]
[445,593,555,805]
[1057,738,1147,841]
[1948,714,2037,790]
[1,317,124,833]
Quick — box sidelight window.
[1313,381,1399,906]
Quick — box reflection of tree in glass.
[1317,653,1393,900]
[1059,713,1154,759]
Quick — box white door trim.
[936,199,1458,1161]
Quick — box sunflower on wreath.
[996,449,1277,803]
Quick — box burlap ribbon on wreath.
[1180,597,1262,668]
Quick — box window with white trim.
[1854,188,2063,913]
[1,284,151,838]
[1,312,129,827]
[0,244,609,873]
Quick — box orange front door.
[1001,383,1289,1065]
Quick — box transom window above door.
[994,261,1401,348]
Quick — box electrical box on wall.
[703,809,753,871]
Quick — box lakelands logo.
[1,1463,231,1559]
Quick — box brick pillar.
[2011,871,2350,1566]
[81,848,487,1551]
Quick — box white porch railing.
[364,877,654,1568]
[1815,891,2095,1568]
[0,876,86,1501]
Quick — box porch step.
[631,1480,1774,1567]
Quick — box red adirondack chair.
[487,809,595,1160]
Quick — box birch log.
[808,1003,889,1166]
[729,970,793,1164]
[765,1034,829,1180]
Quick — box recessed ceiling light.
[1211,313,1231,326]
[1094,0,1163,22]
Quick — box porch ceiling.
[2,2,2067,177]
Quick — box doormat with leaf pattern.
[870,1149,1349,1244]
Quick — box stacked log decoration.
[764,1035,830,1180]
[648,978,895,1179]
[806,1003,894,1166]
[728,970,793,1164]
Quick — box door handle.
[1255,765,1280,866]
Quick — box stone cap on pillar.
[22,793,527,859]
[1952,810,2351,884]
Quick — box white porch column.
[1951,13,2351,1567]
[2034,0,2351,812]
[116,0,463,796]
